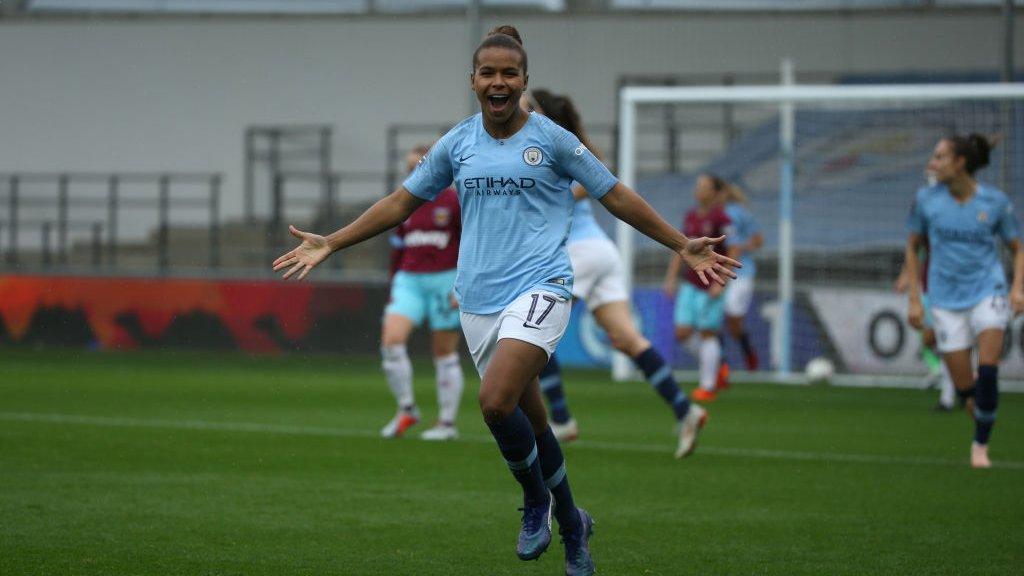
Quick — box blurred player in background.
[895,238,957,411]
[273,26,737,576]
[719,181,763,373]
[523,88,707,458]
[378,144,464,441]
[664,174,732,403]
[905,133,1024,468]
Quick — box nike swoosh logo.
[459,154,475,163]
[521,322,541,330]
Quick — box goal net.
[613,82,1024,385]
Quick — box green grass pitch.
[1,349,1022,575]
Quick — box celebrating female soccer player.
[664,174,733,403]
[273,26,738,575]
[378,145,464,441]
[523,88,707,458]
[904,133,1024,468]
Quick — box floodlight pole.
[778,59,796,376]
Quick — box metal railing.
[0,172,221,272]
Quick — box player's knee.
[607,326,637,354]
[381,331,406,348]
[675,326,693,341]
[977,347,1003,366]
[727,317,743,335]
[613,334,651,359]
[478,389,515,424]
[431,339,457,358]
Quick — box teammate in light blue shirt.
[272,26,739,574]
[904,133,1024,469]
[523,88,707,459]
[568,197,608,243]
[721,182,763,371]
[908,183,1017,310]
[723,200,759,280]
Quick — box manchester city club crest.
[978,211,988,223]
[523,147,543,166]
[433,206,452,227]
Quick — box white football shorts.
[724,276,755,317]
[931,294,1010,353]
[460,289,571,376]
[567,237,630,311]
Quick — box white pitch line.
[2,411,1022,471]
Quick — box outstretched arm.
[273,187,425,281]
[598,182,740,286]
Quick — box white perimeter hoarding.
[808,287,1024,379]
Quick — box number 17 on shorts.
[461,290,571,375]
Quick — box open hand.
[680,236,741,286]
[272,225,332,281]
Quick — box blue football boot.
[561,508,595,576]
[516,496,553,560]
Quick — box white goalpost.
[614,79,1024,387]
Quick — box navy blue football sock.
[738,332,755,358]
[974,365,999,445]
[540,355,572,424]
[535,427,582,534]
[634,346,690,421]
[486,407,549,505]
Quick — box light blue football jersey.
[568,196,610,243]
[404,113,619,314]
[907,183,1021,310]
[723,202,759,279]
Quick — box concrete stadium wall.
[1,12,1021,223]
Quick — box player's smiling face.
[471,47,528,131]
[929,139,964,184]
